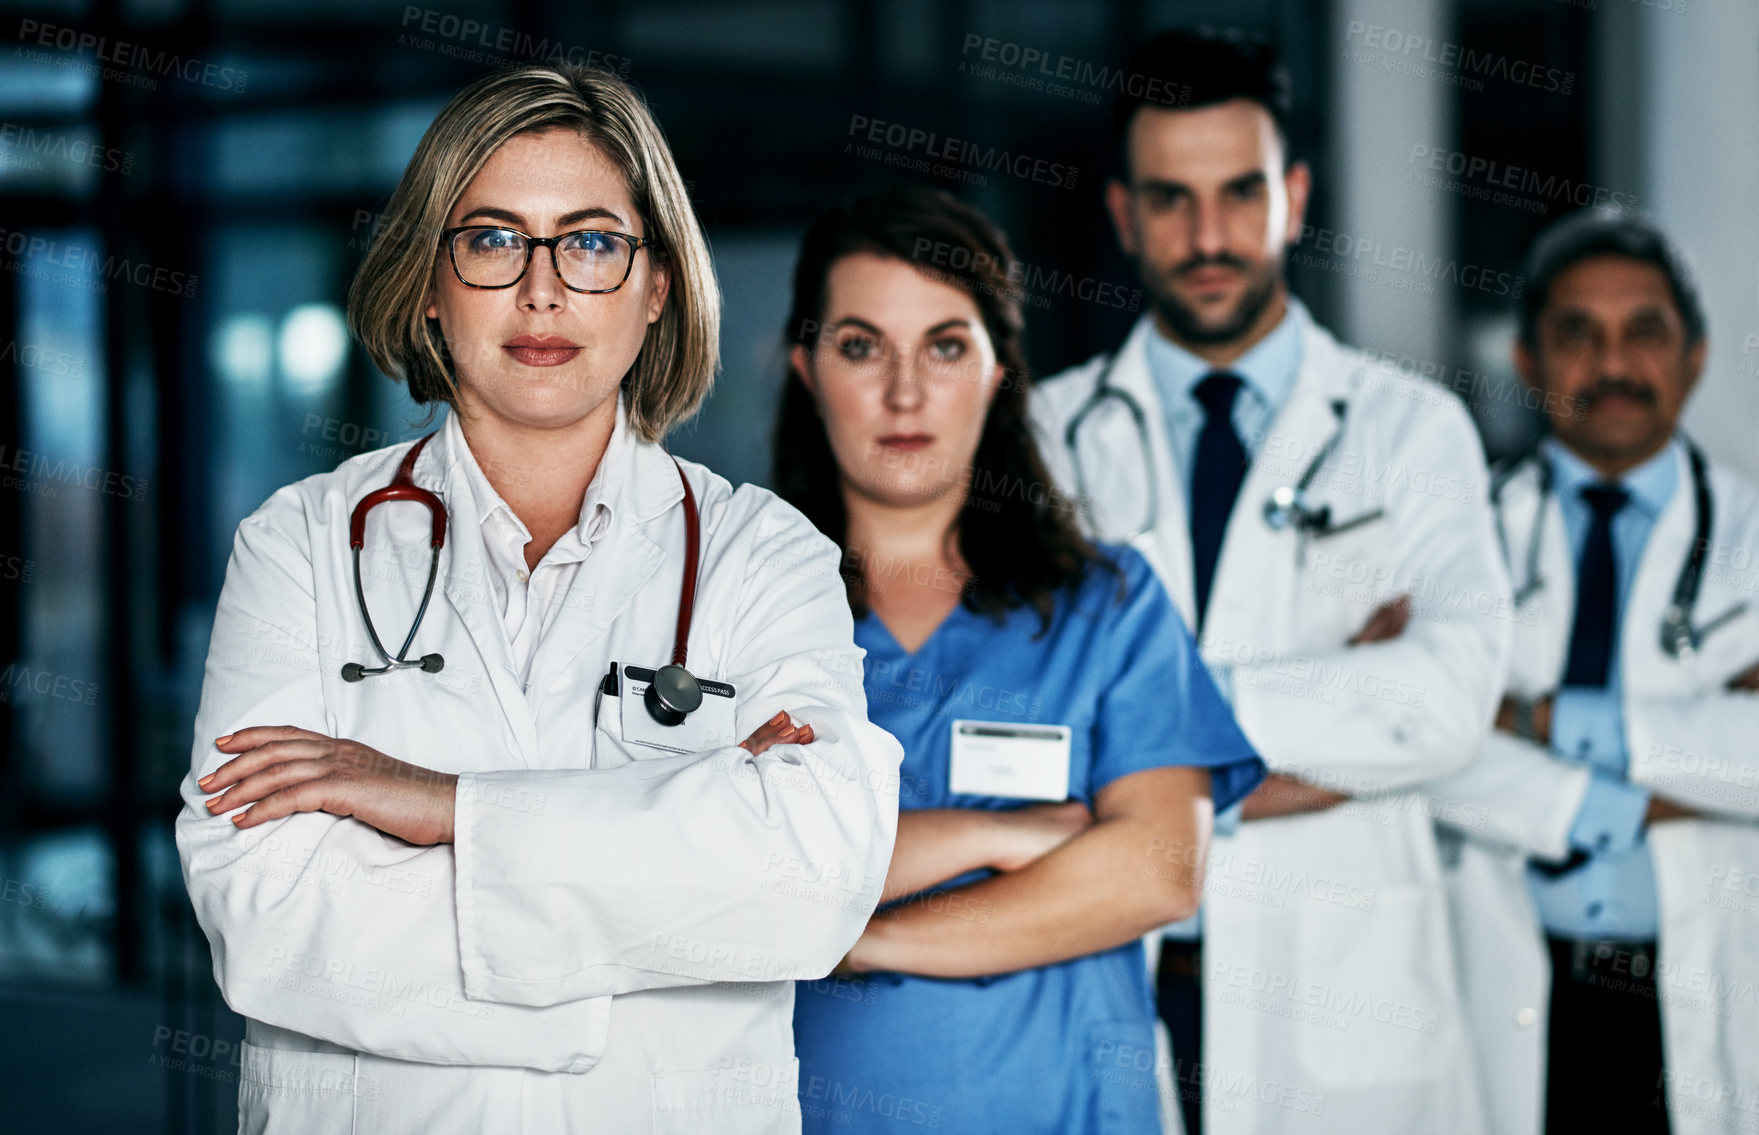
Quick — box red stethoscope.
[341,432,707,726]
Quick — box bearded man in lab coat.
[1427,213,1759,1135]
[1028,28,1511,1135]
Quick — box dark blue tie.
[1189,372,1249,629]
[1561,483,1629,689]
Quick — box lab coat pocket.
[651,1056,800,1134]
[1293,883,1452,1088]
[237,1041,362,1135]
[1086,1018,1163,1135]
[593,683,660,768]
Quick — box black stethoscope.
[1065,353,1382,542]
[341,432,708,726]
[1493,437,1744,660]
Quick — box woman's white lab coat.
[174,404,903,1134]
[1425,445,1759,1135]
[1030,309,1511,1135]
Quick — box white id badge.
[948,719,1072,801]
[611,663,740,755]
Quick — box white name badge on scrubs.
[605,663,740,755]
[948,720,1072,801]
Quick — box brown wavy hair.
[772,185,1103,633]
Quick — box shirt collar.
[1143,293,1307,413]
[441,397,625,551]
[1542,433,1680,520]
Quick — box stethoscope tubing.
[1494,437,1736,660]
[1067,356,1371,541]
[341,432,704,705]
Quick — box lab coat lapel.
[1202,321,1355,651]
[522,439,682,708]
[1621,443,1695,693]
[425,435,542,767]
[1107,317,1197,626]
[1499,459,1575,693]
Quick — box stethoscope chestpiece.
[339,652,446,682]
[1659,604,1695,661]
[644,663,703,726]
[1263,485,1301,531]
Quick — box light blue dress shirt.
[1142,297,1306,491]
[1527,437,1678,940]
[1142,298,1305,937]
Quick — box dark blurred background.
[0,0,1752,1130]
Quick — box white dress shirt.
[442,406,615,690]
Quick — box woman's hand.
[990,801,1095,871]
[198,726,458,845]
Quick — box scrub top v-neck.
[793,544,1263,1135]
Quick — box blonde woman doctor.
[175,65,901,1135]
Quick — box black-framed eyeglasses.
[440,225,657,294]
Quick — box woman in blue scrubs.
[772,186,1264,1134]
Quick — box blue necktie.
[1536,482,1630,878]
[1189,372,1248,629]
[1562,483,1629,689]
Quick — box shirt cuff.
[1567,772,1650,857]
[1551,687,1626,764]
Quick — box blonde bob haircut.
[348,64,720,443]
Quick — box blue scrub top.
[793,544,1264,1135]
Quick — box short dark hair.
[771,185,1100,633]
[1519,210,1705,347]
[1113,29,1293,179]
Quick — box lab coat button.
[1516,1007,1537,1027]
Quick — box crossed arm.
[840,765,1213,980]
[1489,658,1759,825]
[197,711,814,844]
[1235,597,1411,820]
